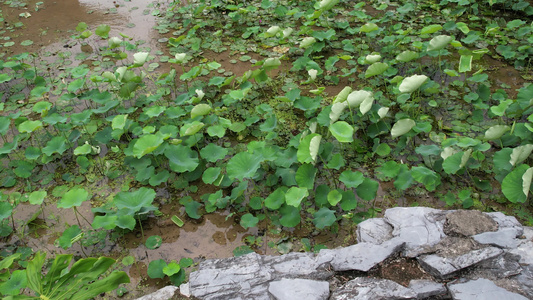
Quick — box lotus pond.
[1,0,533,298]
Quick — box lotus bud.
[108,36,122,49]
[308,69,318,81]
[300,37,316,49]
[175,53,187,63]
[196,89,205,101]
[265,26,281,37]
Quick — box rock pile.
[149,207,533,299]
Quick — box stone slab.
[268,278,329,300]
[384,207,447,257]
[473,227,521,248]
[448,278,528,300]
[418,247,503,279]
[408,279,447,299]
[486,212,523,230]
[315,238,404,272]
[135,286,178,300]
[330,277,417,300]
[509,240,533,265]
[356,218,393,244]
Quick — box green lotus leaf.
[42,136,68,156]
[191,103,212,119]
[91,215,118,230]
[265,187,286,210]
[459,55,472,73]
[396,50,419,62]
[116,215,136,230]
[147,259,166,279]
[18,120,42,133]
[184,201,202,219]
[111,114,128,130]
[411,166,441,191]
[313,207,336,229]
[240,213,259,229]
[114,187,156,215]
[95,24,111,38]
[285,187,309,207]
[0,202,13,220]
[28,190,47,205]
[420,24,442,35]
[399,75,428,93]
[334,86,352,103]
[227,151,263,181]
[263,57,281,71]
[74,143,92,156]
[339,170,364,188]
[360,22,379,33]
[0,117,10,136]
[297,133,321,164]
[149,170,170,186]
[427,35,453,51]
[146,235,162,250]
[329,121,354,143]
[340,191,357,211]
[347,90,372,108]
[180,121,204,136]
[329,102,347,124]
[365,62,388,78]
[0,270,27,296]
[163,261,181,276]
[295,163,317,190]
[133,134,164,158]
[279,205,301,227]
[165,145,199,173]
[133,52,149,66]
[202,167,222,184]
[356,177,379,200]
[327,189,343,206]
[510,144,533,166]
[58,186,89,209]
[58,225,82,249]
[391,119,416,138]
[502,164,532,203]
[200,143,228,162]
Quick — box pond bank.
[152,207,533,299]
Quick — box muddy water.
[1,0,163,60]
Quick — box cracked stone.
[268,278,329,300]
[356,218,393,245]
[384,207,447,257]
[408,279,447,299]
[473,227,521,248]
[448,278,528,300]
[330,277,417,300]
[315,238,404,272]
[418,247,503,279]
